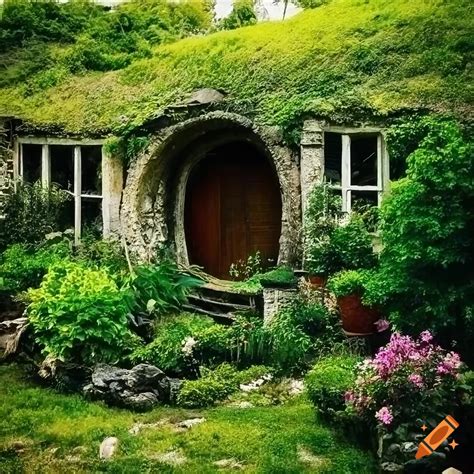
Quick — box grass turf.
[0,0,471,137]
[0,363,375,473]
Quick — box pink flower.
[408,373,424,388]
[420,330,433,343]
[375,319,390,332]
[375,406,393,426]
[344,391,355,403]
[437,351,461,375]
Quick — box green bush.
[27,262,133,365]
[0,181,71,249]
[125,260,202,318]
[305,354,360,416]
[0,241,71,293]
[327,269,369,298]
[130,313,215,373]
[304,183,342,276]
[177,363,272,408]
[75,233,128,275]
[177,363,239,408]
[365,119,474,360]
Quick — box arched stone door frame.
[121,112,302,270]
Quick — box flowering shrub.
[342,331,472,470]
[345,331,464,429]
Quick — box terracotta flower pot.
[337,294,381,336]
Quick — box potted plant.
[303,183,343,287]
[328,269,381,335]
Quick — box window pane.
[50,145,74,191]
[82,197,103,237]
[350,135,377,186]
[324,132,342,185]
[58,198,75,232]
[81,146,102,195]
[21,144,42,183]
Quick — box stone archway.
[121,112,302,272]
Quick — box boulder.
[0,317,28,359]
[84,363,172,410]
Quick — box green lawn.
[0,364,374,473]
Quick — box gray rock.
[124,392,160,411]
[176,418,205,429]
[84,364,172,410]
[99,437,119,460]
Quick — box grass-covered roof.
[0,0,472,138]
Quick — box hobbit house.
[0,96,389,281]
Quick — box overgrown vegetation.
[366,118,474,360]
[0,0,470,138]
[0,364,376,473]
[0,181,70,250]
[27,262,134,365]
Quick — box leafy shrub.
[27,262,133,365]
[0,241,71,293]
[130,314,215,373]
[327,269,369,298]
[75,233,128,275]
[177,363,239,408]
[365,119,474,360]
[126,260,202,318]
[328,216,377,271]
[0,181,71,249]
[265,305,313,371]
[177,363,272,408]
[306,354,360,416]
[304,183,343,276]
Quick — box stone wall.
[121,111,302,266]
[0,119,14,215]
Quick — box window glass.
[81,146,102,195]
[21,144,42,183]
[350,135,377,186]
[81,197,103,237]
[351,190,378,213]
[324,132,342,185]
[50,145,74,191]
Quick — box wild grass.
[0,363,375,473]
[0,0,471,139]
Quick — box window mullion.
[41,144,50,187]
[74,146,82,245]
[341,134,351,213]
[377,134,383,206]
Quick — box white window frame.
[15,137,105,244]
[323,127,389,213]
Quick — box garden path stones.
[214,458,245,470]
[99,437,119,460]
[176,417,206,429]
[84,363,172,410]
[151,449,187,466]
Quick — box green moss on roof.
[0,0,472,136]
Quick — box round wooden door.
[184,142,282,279]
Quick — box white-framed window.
[323,128,389,213]
[16,138,105,243]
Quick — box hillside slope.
[0,0,472,137]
